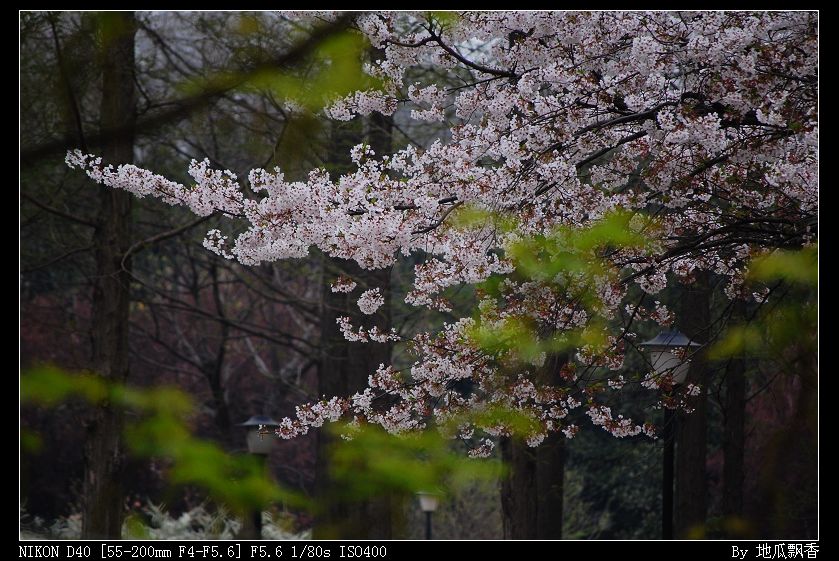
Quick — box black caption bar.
[18,540,820,560]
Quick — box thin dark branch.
[21,191,97,228]
[426,26,518,79]
[574,100,676,138]
[576,130,647,170]
[413,201,463,234]
[48,13,87,153]
[120,214,216,271]
[22,244,93,274]
[21,13,357,165]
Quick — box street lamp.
[639,329,700,384]
[238,415,279,539]
[240,415,280,455]
[640,329,700,540]
[417,491,440,540]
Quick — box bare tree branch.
[21,13,358,165]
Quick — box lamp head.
[239,415,280,455]
[639,329,701,385]
[417,491,440,513]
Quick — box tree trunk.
[501,354,567,539]
[722,301,746,519]
[536,433,565,538]
[313,115,394,539]
[208,262,232,443]
[82,12,136,540]
[500,437,537,539]
[674,272,710,538]
[314,257,393,538]
[662,407,675,539]
[753,334,817,538]
[207,365,232,441]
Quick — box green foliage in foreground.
[456,208,657,362]
[710,245,817,361]
[21,366,301,513]
[21,367,503,514]
[327,421,502,502]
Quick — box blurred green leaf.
[460,210,660,367]
[711,246,817,361]
[708,325,763,360]
[452,405,541,439]
[327,422,501,502]
[21,366,108,405]
[427,11,460,29]
[21,429,43,453]
[21,366,307,514]
[748,246,817,285]
[123,514,152,539]
[248,30,379,112]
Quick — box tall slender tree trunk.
[501,354,567,539]
[313,114,395,539]
[82,12,136,539]
[536,433,565,538]
[207,370,232,440]
[208,262,233,443]
[753,336,817,538]
[500,438,537,539]
[674,272,710,538]
[722,301,746,520]
[314,257,393,538]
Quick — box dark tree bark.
[314,256,393,538]
[535,433,565,538]
[207,262,232,442]
[313,114,395,539]
[500,437,537,539]
[753,330,817,538]
[82,12,137,540]
[662,407,675,539]
[722,301,746,519]
[206,366,232,439]
[501,354,567,539]
[674,272,710,538]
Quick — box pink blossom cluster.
[67,11,817,446]
[330,276,357,293]
[357,288,385,315]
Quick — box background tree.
[82,11,138,539]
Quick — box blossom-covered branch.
[67,11,817,452]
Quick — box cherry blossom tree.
[66,9,817,476]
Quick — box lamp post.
[640,329,699,540]
[238,415,279,539]
[417,492,440,540]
